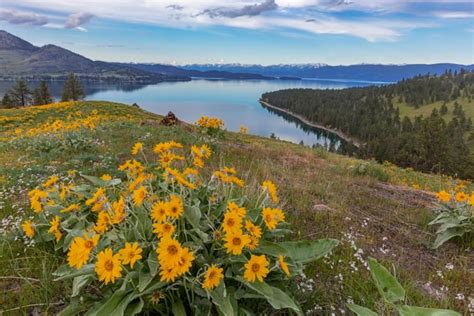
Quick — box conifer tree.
[61,73,85,101]
[33,80,53,106]
[1,92,14,108]
[10,79,31,106]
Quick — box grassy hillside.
[0,101,472,314]
[396,96,474,149]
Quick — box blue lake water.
[0,78,379,147]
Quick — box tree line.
[262,70,474,179]
[1,73,85,108]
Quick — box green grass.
[0,101,472,314]
[395,96,474,150]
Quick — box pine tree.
[10,79,31,106]
[33,80,53,106]
[1,92,14,108]
[61,73,85,101]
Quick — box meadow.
[0,101,472,314]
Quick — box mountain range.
[0,30,473,83]
[181,63,474,82]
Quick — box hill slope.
[0,30,187,82]
[262,71,474,178]
[0,101,472,314]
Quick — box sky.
[0,0,473,65]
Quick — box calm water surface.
[0,79,379,147]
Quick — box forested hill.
[262,70,474,179]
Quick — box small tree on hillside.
[33,80,53,106]
[10,79,31,106]
[1,92,14,108]
[61,73,85,101]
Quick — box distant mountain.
[182,63,474,82]
[121,63,275,80]
[0,30,187,82]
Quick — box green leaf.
[58,296,94,316]
[432,228,464,249]
[124,298,144,316]
[279,239,339,264]
[184,205,202,228]
[368,257,405,303]
[138,266,155,292]
[237,277,302,316]
[347,303,378,316]
[147,251,159,276]
[81,175,121,187]
[255,240,289,257]
[210,282,236,316]
[396,305,461,316]
[171,297,187,316]
[53,264,94,281]
[72,275,92,297]
[85,289,137,316]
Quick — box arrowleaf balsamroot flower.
[48,215,62,241]
[67,234,100,269]
[202,265,224,290]
[151,201,168,223]
[167,195,184,219]
[119,242,143,268]
[455,191,468,203]
[101,174,112,181]
[278,255,290,277]
[153,221,175,239]
[22,220,35,238]
[244,255,269,283]
[262,207,285,230]
[157,238,183,268]
[95,248,123,284]
[224,230,251,255]
[262,180,279,204]
[436,190,451,203]
[132,185,147,206]
[131,142,143,156]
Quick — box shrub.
[429,190,474,248]
[19,141,338,315]
[348,258,460,315]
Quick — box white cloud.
[0,9,48,26]
[0,0,467,41]
[431,11,474,19]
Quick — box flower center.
[104,260,114,271]
[129,251,135,259]
[85,240,94,248]
[227,218,235,226]
[251,263,260,273]
[209,271,216,279]
[264,214,272,222]
[168,245,178,255]
[232,237,241,246]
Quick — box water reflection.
[0,78,376,150]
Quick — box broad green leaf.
[237,277,302,316]
[53,264,94,281]
[279,239,339,263]
[72,275,92,297]
[147,251,159,276]
[210,282,236,316]
[124,298,144,316]
[347,303,378,316]
[368,257,405,303]
[171,297,187,316]
[432,228,464,249]
[255,240,289,257]
[85,288,132,316]
[81,175,120,187]
[58,296,94,316]
[184,205,202,228]
[397,305,461,316]
[138,266,154,292]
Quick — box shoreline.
[259,99,361,148]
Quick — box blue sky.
[0,0,473,65]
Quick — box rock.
[312,204,334,211]
[160,111,179,126]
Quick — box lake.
[0,78,380,148]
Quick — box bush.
[19,141,339,315]
[429,190,474,248]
